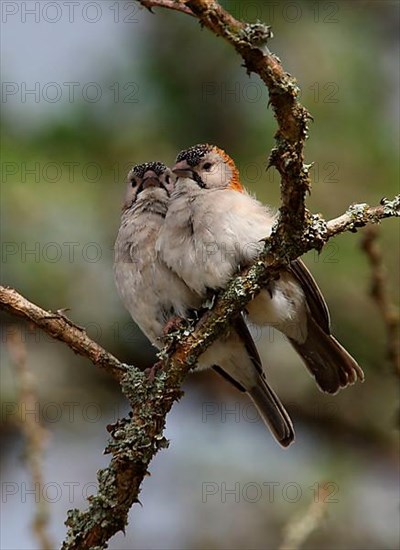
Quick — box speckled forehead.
[176,144,212,166]
[130,161,167,179]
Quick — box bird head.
[172,144,243,192]
[123,161,175,210]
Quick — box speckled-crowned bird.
[157,144,364,395]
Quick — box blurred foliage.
[1,1,399,549]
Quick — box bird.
[156,144,364,395]
[114,161,199,344]
[114,161,294,447]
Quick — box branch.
[360,225,400,377]
[6,327,54,550]
[280,482,330,550]
[0,288,125,382]
[1,197,398,549]
[137,0,312,240]
[326,198,400,238]
[139,0,194,16]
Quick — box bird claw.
[162,315,186,337]
[145,360,164,382]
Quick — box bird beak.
[142,170,159,189]
[172,160,192,178]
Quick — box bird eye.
[203,162,212,171]
[165,174,171,184]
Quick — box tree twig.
[6,326,54,550]
[326,199,400,237]
[360,225,400,377]
[140,0,194,16]
[279,482,331,550]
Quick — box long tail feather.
[247,374,295,447]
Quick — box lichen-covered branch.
[361,225,400,377]
[137,0,312,241]
[1,196,398,549]
[326,198,400,238]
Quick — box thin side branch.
[361,225,400,376]
[326,199,400,237]
[140,0,194,16]
[1,197,398,549]
[280,482,330,550]
[6,327,54,550]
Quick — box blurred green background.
[1,1,399,549]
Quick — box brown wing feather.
[289,259,331,334]
[211,313,263,390]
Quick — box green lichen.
[304,213,328,251]
[239,22,273,54]
[381,195,400,216]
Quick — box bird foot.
[145,360,164,383]
[162,315,186,337]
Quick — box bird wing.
[288,259,331,334]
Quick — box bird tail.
[247,374,295,447]
[211,315,295,448]
[290,315,364,394]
